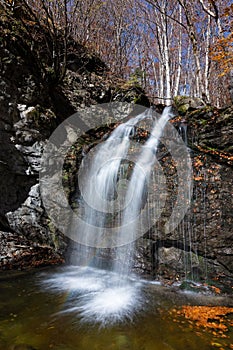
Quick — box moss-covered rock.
[174,95,206,115]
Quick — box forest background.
[1,0,233,107]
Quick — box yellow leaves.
[210,31,233,76]
[211,344,226,350]
[3,0,14,4]
[218,71,227,78]
[223,4,233,17]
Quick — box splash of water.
[42,266,143,326]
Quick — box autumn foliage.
[169,305,233,348]
[174,306,233,331]
[1,0,233,106]
[210,4,233,77]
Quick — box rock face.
[0,43,67,267]
[0,13,149,269]
[135,103,233,289]
[65,102,233,290]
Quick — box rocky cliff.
[0,10,148,269]
[132,99,233,292]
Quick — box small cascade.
[77,110,152,251]
[178,119,188,145]
[114,107,172,277]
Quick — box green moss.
[173,95,190,105]
[173,95,191,114]
[199,119,208,126]
[47,219,60,249]
[62,173,69,181]
[206,146,218,151]
[113,80,150,107]
[179,104,190,114]
[45,66,57,82]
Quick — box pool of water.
[0,266,232,350]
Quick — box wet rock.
[6,184,66,253]
[0,129,36,216]
[0,230,64,270]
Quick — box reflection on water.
[0,266,232,350]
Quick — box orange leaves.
[193,157,204,168]
[170,305,233,338]
[209,2,233,77]
[194,175,203,181]
[210,285,221,294]
[196,145,233,166]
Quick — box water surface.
[0,266,232,350]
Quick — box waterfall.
[42,106,174,325]
[76,106,172,276]
[78,110,151,250]
[71,109,154,267]
[178,119,188,145]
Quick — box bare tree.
[1,0,232,105]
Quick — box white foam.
[42,266,105,290]
[78,284,141,325]
[41,266,143,326]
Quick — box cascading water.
[78,110,151,250]
[114,108,172,277]
[178,119,188,145]
[43,106,173,325]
